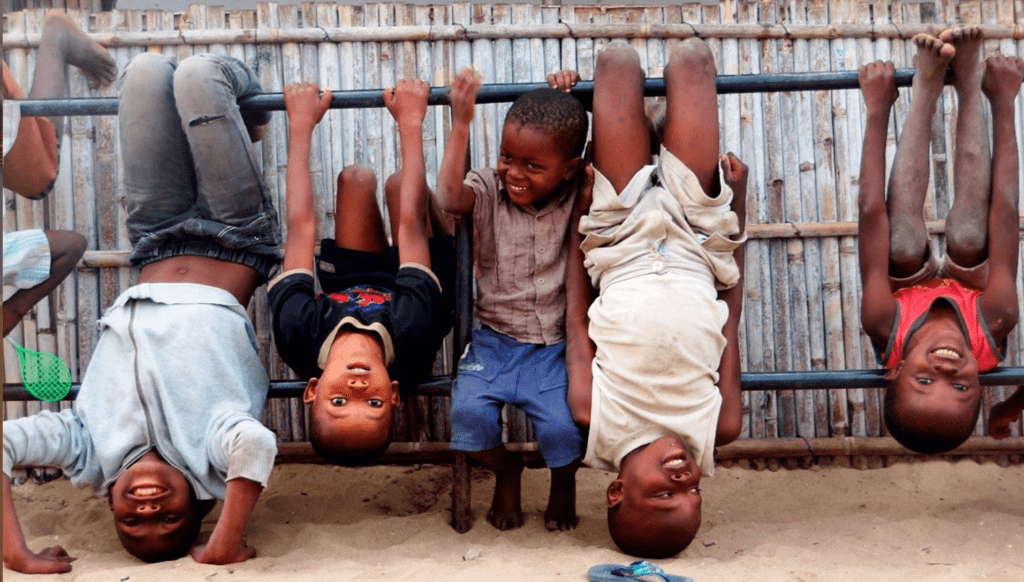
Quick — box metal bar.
[6,367,1022,401]
[18,69,928,117]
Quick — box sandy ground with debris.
[4,459,1023,581]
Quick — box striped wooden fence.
[3,1,1023,467]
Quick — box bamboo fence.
[3,1,1023,468]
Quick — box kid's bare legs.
[2,231,86,337]
[886,34,955,277]
[29,12,117,144]
[941,27,991,268]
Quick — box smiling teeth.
[352,367,369,372]
[133,487,162,496]
[664,458,684,468]
[933,349,961,359]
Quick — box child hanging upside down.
[4,52,281,573]
[271,80,455,466]
[857,28,1023,453]
[566,38,747,558]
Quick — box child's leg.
[333,165,388,253]
[3,230,85,337]
[592,43,652,193]
[939,27,990,268]
[886,34,954,277]
[3,62,58,197]
[468,445,525,531]
[545,461,580,531]
[171,55,275,237]
[29,12,116,142]
[661,38,721,195]
[383,172,451,242]
[118,53,197,247]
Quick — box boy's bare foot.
[910,33,955,96]
[41,12,117,87]
[486,461,524,530]
[858,60,898,115]
[982,55,1024,105]
[544,465,579,531]
[939,26,983,95]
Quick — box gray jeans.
[118,53,280,282]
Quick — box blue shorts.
[450,326,584,468]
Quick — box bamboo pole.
[4,19,1022,49]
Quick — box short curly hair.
[504,88,589,160]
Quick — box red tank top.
[882,278,1003,371]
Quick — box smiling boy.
[270,80,455,466]
[4,52,280,573]
[565,39,747,558]
[857,29,1022,454]
[437,69,589,532]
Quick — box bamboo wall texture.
[4,1,1023,465]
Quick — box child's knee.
[122,53,175,92]
[337,165,378,201]
[944,224,987,264]
[596,43,643,77]
[666,38,717,80]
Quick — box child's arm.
[715,152,747,446]
[190,477,261,565]
[282,83,334,273]
[989,386,1024,439]
[436,68,482,216]
[978,59,1021,340]
[566,165,597,427]
[857,62,899,342]
[383,79,432,268]
[4,475,75,574]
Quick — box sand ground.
[4,459,1023,581]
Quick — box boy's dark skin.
[283,80,443,458]
[2,12,115,337]
[565,39,746,558]
[3,174,268,574]
[858,29,1021,446]
[437,68,584,532]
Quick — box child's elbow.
[571,407,591,428]
[716,416,742,447]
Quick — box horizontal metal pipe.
[18,69,924,117]
[5,367,1022,401]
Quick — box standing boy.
[271,80,455,466]
[4,52,280,573]
[438,69,589,531]
[858,29,1022,454]
[565,39,747,558]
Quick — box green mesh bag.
[9,339,72,402]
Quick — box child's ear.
[606,478,625,508]
[563,156,584,181]
[389,380,400,406]
[302,378,320,404]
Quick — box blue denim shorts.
[450,326,584,468]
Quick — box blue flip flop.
[587,560,693,582]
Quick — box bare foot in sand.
[487,461,524,530]
[544,464,579,531]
